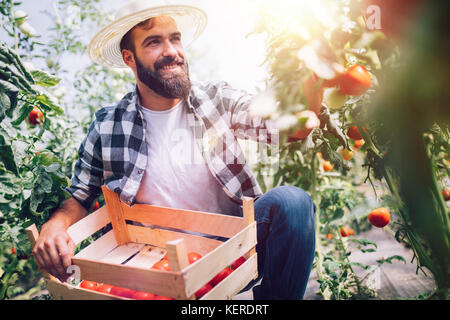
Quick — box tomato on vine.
[339,226,355,237]
[337,65,372,96]
[27,106,44,125]
[368,208,391,228]
[323,161,334,172]
[347,126,366,140]
[339,149,354,161]
[441,190,450,202]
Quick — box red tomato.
[79,280,98,290]
[11,247,16,255]
[28,106,44,125]
[231,256,247,270]
[347,126,366,140]
[337,65,371,96]
[339,226,355,237]
[188,252,202,264]
[132,291,156,300]
[353,139,365,149]
[442,190,450,202]
[110,286,136,299]
[152,260,170,271]
[96,283,114,294]
[368,208,391,228]
[323,161,334,172]
[326,233,334,239]
[209,267,232,287]
[303,73,324,114]
[195,283,213,299]
[92,201,100,211]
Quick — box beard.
[135,54,191,99]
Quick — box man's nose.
[162,40,178,58]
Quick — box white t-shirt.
[135,100,241,217]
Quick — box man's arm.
[221,82,279,145]
[32,197,87,281]
[33,109,105,281]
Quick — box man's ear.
[122,49,136,68]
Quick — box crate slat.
[123,245,166,269]
[74,230,118,260]
[182,222,257,297]
[200,253,258,300]
[99,242,145,264]
[123,204,244,238]
[102,186,131,245]
[128,224,224,255]
[67,206,110,245]
[71,257,186,299]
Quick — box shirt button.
[138,169,143,174]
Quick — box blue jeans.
[249,186,316,300]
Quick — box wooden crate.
[26,186,258,300]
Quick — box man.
[33,0,315,300]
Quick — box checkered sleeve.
[222,82,279,145]
[65,111,104,211]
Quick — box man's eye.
[148,40,159,46]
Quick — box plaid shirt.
[66,81,279,212]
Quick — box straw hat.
[88,0,207,68]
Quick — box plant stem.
[311,152,332,300]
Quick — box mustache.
[154,56,185,70]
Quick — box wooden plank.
[242,197,256,258]
[128,224,224,255]
[123,204,244,239]
[45,279,125,300]
[71,257,186,299]
[74,230,118,260]
[101,185,130,246]
[165,239,195,300]
[200,253,258,300]
[99,242,145,264]
[182,222,257,297]
[25,224,58,281]
[67,206,110,245]
[124,245,167,269]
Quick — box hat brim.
[88,5,207,68]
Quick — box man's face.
[129,16,191,99]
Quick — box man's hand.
[33,220,76,282]
[31,197,87,282]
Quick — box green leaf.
[376,255,406,265]
[35,94,63,114]
[31,70,60,87]
[351,238,378,249]
[0,92,11,122]
[10,104,33,126]
[0,79,19,94]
